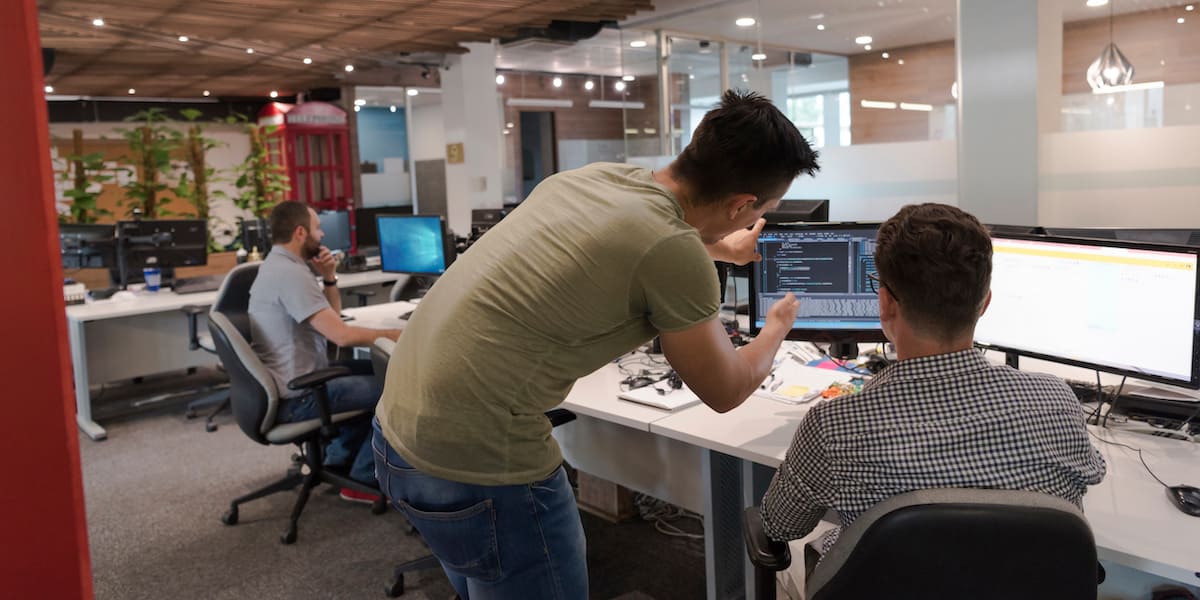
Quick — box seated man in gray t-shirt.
[248,202,402,501]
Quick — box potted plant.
[117,107,182,218]
[60,129,117,223]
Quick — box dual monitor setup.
[748,222,1200,394]
[60,220,208,290]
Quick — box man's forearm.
[323,284,342,313]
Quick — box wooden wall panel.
[1063,8,1200,94]
[849,40,956,145]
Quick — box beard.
[301,234,321,259]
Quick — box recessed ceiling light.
[354,99,366,106]
[752,52,767,60]
[269,91,278,98]
[1179,17,1187,23]
[178,35,189,42]
[246,48,254,54]
[506,122,514,128]
[735,17,756,27]
[390,105,397,112]
[127,88,136,94]
[344,64,354,72]
[817,24,826,31]
[302,57,313,65]
[1086,0,1108,6]
[354,106,360,112]
[496,74,506,85]
[584,80,594,90]
[809,13,825,19]
[882,52,890,59]
[1188,5,1195,11]
[622,75,635,81]
[689,74,695,80]
[615,81,627,91]
[855,36,873,45]
[92,18,104,27]
[552,77,563,87]
[629,40,647,48]
[407,89,419,96]
[203,90,211,97]
[44,85,54,93]
[864,44,872,50]
[898,59,905,65]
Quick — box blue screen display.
[378,215,447,274]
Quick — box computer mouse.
[1166,485,1200,517]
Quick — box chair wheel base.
[385,574,405,597]
[371,499,387,515]
[205,422,219,433]
[221,508,238,526]
[280,528,297,545]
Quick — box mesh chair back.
[207,311,279,444]
[808,488,1098,600]
[212,263,259,341]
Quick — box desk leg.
[68,318,106,441]
[742,461,777,600]
[703,449,745,600]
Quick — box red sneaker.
[339,487,382,504]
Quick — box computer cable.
[633,493,704,541]
[1086,429,1170,488]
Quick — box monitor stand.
[828,341,858,361]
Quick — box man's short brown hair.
[875,203,993,340]
[269,201,311,244]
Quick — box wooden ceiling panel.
[41,0,651,97]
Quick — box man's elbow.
[701,392,742,414]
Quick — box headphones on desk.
[654,371,684,395]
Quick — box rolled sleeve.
[280,273,330,323]
[761,407,836,541]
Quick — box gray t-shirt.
[248,247,330,398]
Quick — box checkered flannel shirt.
[760,348,1106,554]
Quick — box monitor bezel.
[977,232,1200,389]
[749,222,888,344]
[376,214,451,276]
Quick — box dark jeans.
[280,360,381,484]
[372,418,588,599]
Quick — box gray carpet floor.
[80,385,707,600]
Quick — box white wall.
[441,42,504,235]
[557,139,624,171]
[48,122,250,243]
[787,139,959,222]
[410,103,445,161]
[1039,125,1200,227]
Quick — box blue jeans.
[371,418,588,600]
[280,360,381,484]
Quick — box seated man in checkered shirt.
[760,202,1107,558]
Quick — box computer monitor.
[240,218,272,254]
[318,210,352,253]
[976,234,1200,389]
[1044,227,1200,247]
[114,219,208,287]
[749,223,887,353]
[354,206,410,250]
[763,199,830,225]
[377,214,453,275]
[60,224,116,270]
[987,224,1045,236]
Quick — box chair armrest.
[545,408,577,428]
[180,305,208,350]
[743,507,791,571]
[287,366,352,391]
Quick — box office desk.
[67,270,399,440]
[341,300,418,331]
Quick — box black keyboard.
[173,274,225,294]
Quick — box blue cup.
[143,267,162,292]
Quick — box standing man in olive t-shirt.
[372,90,820,599]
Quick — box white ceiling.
[623,0,1194,56]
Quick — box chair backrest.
[212,262,260,341]
[370,337,396,389]
[207,310,279,444]
[388,275,415,302]
[807,488,1098,600]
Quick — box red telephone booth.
[257,101,354,213]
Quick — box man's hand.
[708,218,766,265]
[310,246,338,281]
[765,292,801,332]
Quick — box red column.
[0,1,94,598]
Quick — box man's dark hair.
[673,89,820,206]
[875,203,993,340]
[269,201,312,244]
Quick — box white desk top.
[650,394,808,467]
[342,300,418,331]
[66,269,398,322]
[560,362,684,432]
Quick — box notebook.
[619,383,702,411]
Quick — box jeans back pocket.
[396,499,503,582]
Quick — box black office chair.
[369,338,578,598]
[207,263,385,545]
[744,488,1102,600]
[180,272,249,431]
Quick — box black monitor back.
[763,199,829,225]
[355,205,411,250]
[60,224,116,270]
[115,219,207,285]
[240,218,272,254]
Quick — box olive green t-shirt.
[376,162,720,485]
